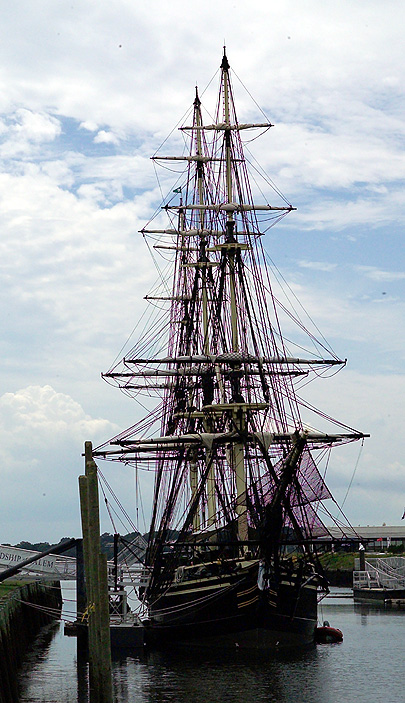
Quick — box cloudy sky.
[1,1,404,545]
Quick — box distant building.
[323,525,405,552]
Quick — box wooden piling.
[79,473,98,697]
[79,441,113,703]
[98,552,113,699]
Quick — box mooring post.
[79,441,113,703]
[79,472,98,701]
[98,551,113,698]
[86,450,102,686]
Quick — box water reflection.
[110,647,328,703]
[354,601,405,616]
[17,589,405,703]
[18,622,60,700]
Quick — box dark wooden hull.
[144,561,318,650]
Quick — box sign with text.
[0,544,76,577]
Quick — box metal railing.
[353,557,405,590]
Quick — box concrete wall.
[0,580,62,703]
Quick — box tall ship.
[93,51,367,649]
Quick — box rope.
[16,596,89,625]
[341,438,365,508]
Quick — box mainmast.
[221,51,245,539]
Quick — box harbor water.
[17,585,404,703]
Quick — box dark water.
[17,586,404,703]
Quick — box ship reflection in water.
[18,588,405,703]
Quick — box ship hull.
[145,612,317,650]
[144,561,318,650]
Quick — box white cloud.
[303,371,405,526]
[13,109,62,142]
[79,120,98,132]
[355,266,405,282]
[0,385,111,446]
[298,260,337,272]
[0,386,119,543]
[94,130,120,145]
[0,109,62,158]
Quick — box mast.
[193,88,209,530]
[222,50,245,540]
[222,50,239,353]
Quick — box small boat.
[93,50,367,651]
[315,621,343,644]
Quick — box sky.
[1,0,404,545]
